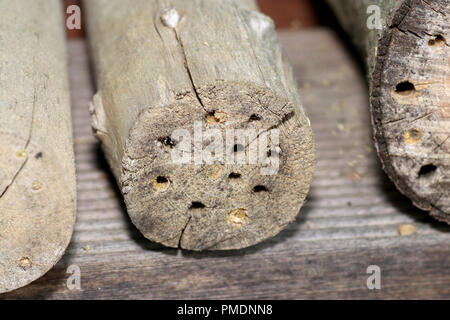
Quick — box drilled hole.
[229,172,242,179]
[253,185,269,193]
[233,144,244,152]
[206,110,226,124]
[158,136,176,148]
[418,164,437,178]
[395,81,415,95]
[228,208,248,227]
[153,176,170,191]
[404,128,423,144]
[249,114,261,121]
[19,257,32,270]
[190,201,206,209]
[428,35,446,46]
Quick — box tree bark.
[84,0,316,250]
[328,0,450,223]
[0,0,76,293]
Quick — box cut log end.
[371,0,450,222]
[0,134,76,293]
[114,81,315,251]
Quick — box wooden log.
[328,0,450,223]
[84,0,316,251]
[0,0,76,293]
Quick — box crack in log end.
[178,216,191,248]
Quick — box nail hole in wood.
[428,35,446,46]
[228,172,241,179]
[206,110,226,124]
[418,164,437,178]
[253,185,269,193]
[19,257,32,270]
[158,136,176,148]
[190,201,206,209]
[153,176,170,191]
[395,81,415,95]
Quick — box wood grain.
[0,0,76,294]
[83,0,315,250]
[2,29,449,299]
[328,0,450,223]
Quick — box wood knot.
[161,7,180,28]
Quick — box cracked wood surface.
[2,29,449,299]
[0,0,76,293]
[83,0,316,250]
[328,0,450,223]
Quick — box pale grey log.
[84,0,316,250]
[328,0,450,223]
[0,0,76,293]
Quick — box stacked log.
[328,0,450,223]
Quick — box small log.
[0,0,76,293]
[328,0,450,223]
[84,0,316,250]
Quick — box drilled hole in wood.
[395,81,415,95]
[253,185,269,193]
[404,128,423,144]
[418,164,437,178]
[228,208,248,227]
[190,201,206,209]
[233,144,244,152]
[158,136,176,148]
[19,257,32,270]
[153,176,170,191]
[206,110,226,124]
[249,114,261,121]
[228,172,241,179]
[428,35,446,46]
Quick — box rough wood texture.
[83,0,316,250]
[2,29,449,299]
[328,0,450,223]
[0,0,76,293]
